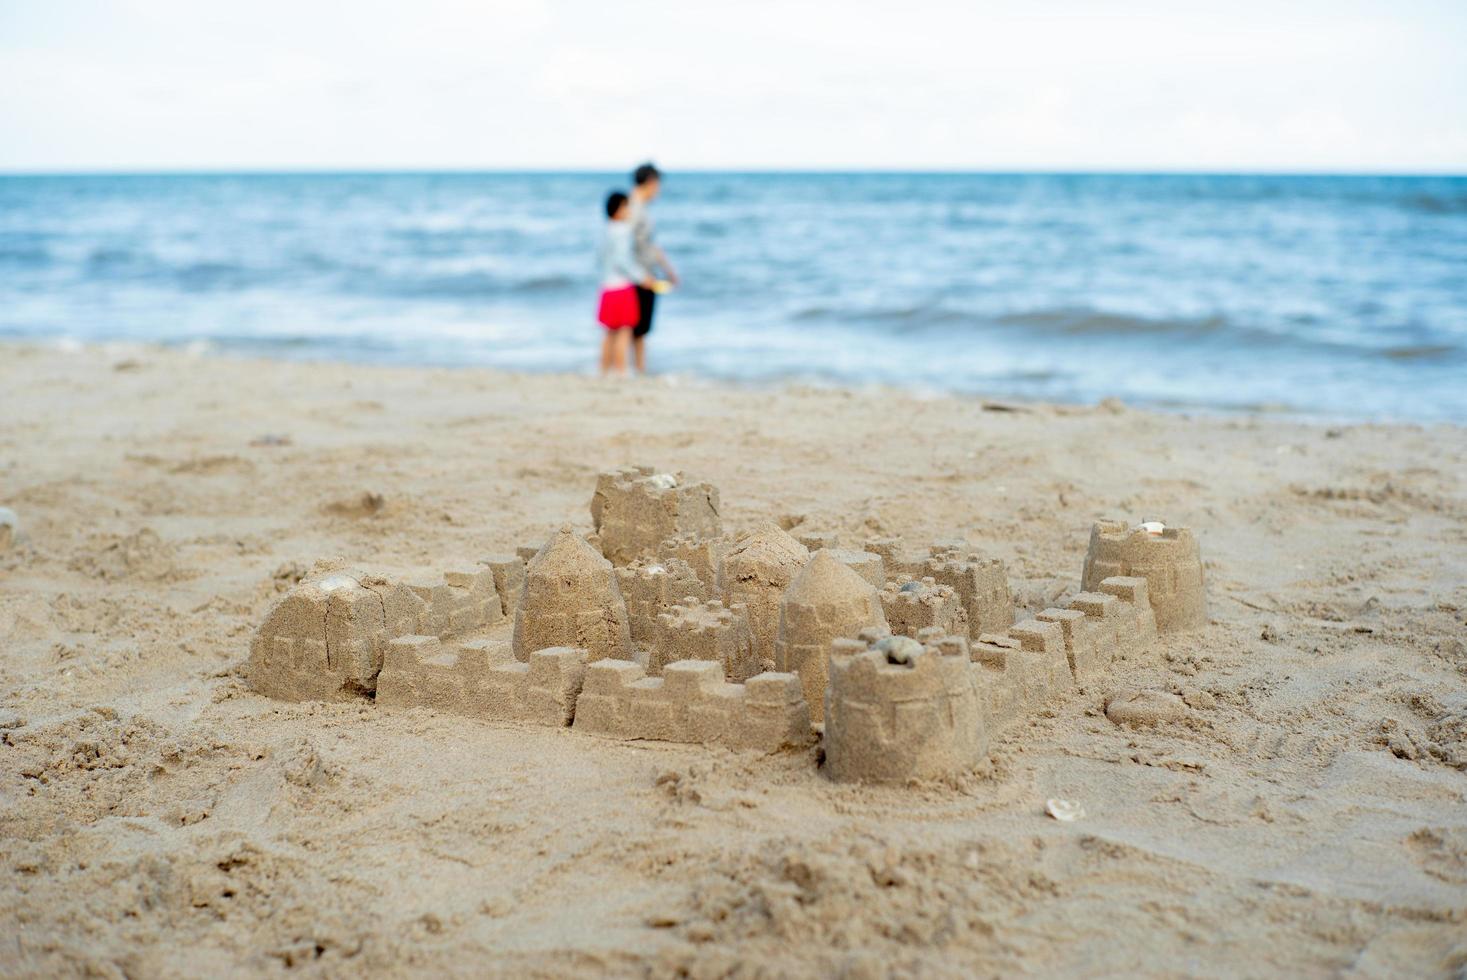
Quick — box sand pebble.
[1105,689,1189,727]
[876,635,924,665]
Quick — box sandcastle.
[716,523,811,665]
[923,546,1016,638]
[826,547,887,589]
[247,571,428,702]
[861,537,1016,638]
[654,598,757,680]
[879,576,969,639]
[1082,519,1206,632]
[401,566,504,637]
[616,557,706,647]
[513,526,633,663]
[479,555,527,613]
[656,532,728,593]
[244,466,1202,782]
[572,659,810,752]
[377,639,586,726]
[824,630,987,783]
[774,550,888,723]
[591,466,722,566]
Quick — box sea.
[2,172,1464,422]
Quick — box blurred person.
[626,162,679,373]
[596,191,657,375]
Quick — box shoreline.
[8,336,1453,429]
[2,340,1464,974]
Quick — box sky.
[1,0,1464,173]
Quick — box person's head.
[632,162,662,201]
[605,190,629,221]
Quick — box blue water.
[2,172,1464,421]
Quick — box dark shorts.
[634,285,656,338]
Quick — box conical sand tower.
[513,526,633,663]
[774,549,888,723]
[716,523,810,666]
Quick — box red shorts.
[598,285,639,330]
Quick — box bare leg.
[611,329,632,374]
[633,336,647,374]
[599,331,615,375]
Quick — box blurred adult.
[626,162,679,373]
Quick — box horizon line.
[1,165,1465,179]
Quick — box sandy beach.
[2,341,1465,977]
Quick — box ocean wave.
[998,309,1228,336]
[0,245,50,266]
[792,303,1238,340]
[1380,343,1458,361]
[1403,193,1467,215]
[790,304,977,330]
[362,270,581,300]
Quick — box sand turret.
[879,576,968,639]
[655,598,757,680]
[247,570,425,701]
[657,532,729,593]
[824,630,987,783]
[1081,520,1205,632]
[512,525,633,662]
[590,465,722,566]
[616,557,706,647]
[773,549,888,723]
[923,547,1015,638]
[716,523,810,665]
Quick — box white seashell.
[1045,798,1085,822]
[648,473,678,490]
[316,574,360,593]
[0,507,20,549]
[1138,521,1166,536]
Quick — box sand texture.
[2,343,1466,977]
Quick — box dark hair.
[605,191,628,218]
[633,162,661,186]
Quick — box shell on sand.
[1045,799,1086,822]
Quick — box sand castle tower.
[879,577,969,639]
[247,571,425,702]
[513,526,633,663]
[923,547,1015,638]
[590,466,722,567]
[616,557,706,647]
[1081,520,1205,632]
[774,550,888,724]
[824,630,987,783]
[654,598,757,680]
[717,523,810,666]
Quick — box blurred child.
[597,191,656,375]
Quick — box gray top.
[627,196,659,272]
[598,221,649,288]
